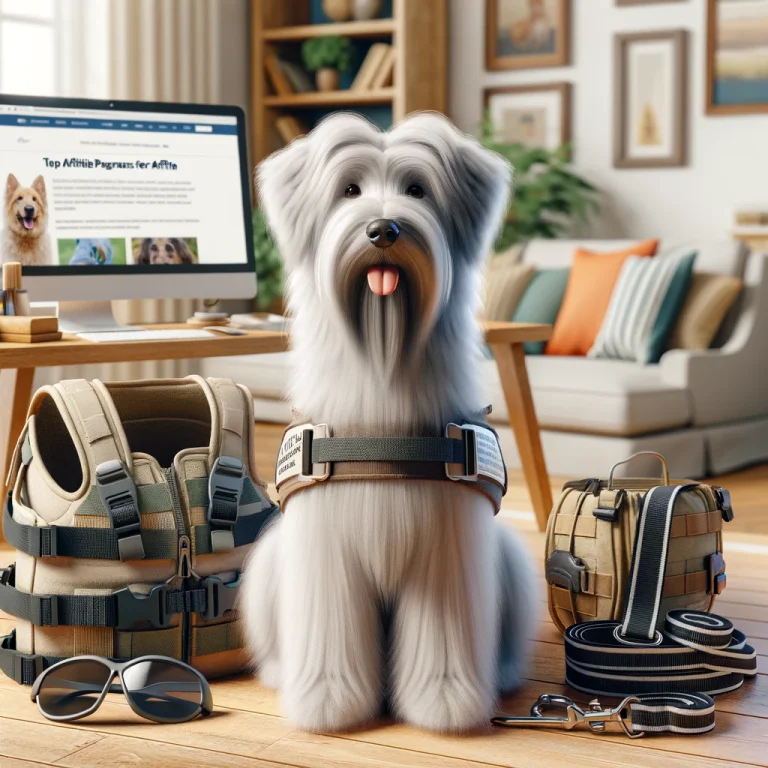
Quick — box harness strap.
[0,564,242,628]
[0,631,61,685]
[312,436,467,463]
[3,496,277,560]
[564,610,757,698]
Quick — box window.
[0,0,108,99]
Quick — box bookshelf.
[251,0,447,164]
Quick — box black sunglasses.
[31,655,213,723]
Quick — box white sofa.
[202,239,768,479]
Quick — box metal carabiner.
[492,694,643,738]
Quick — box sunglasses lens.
[122,660,203,721]
[37,660,111,719]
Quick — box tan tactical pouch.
[545,452,732,634]
[0,376,277,685]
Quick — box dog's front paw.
[281,673,381,732]
[394,674,493,733]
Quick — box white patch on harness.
[445,423,506,486]
[275,423,330,487]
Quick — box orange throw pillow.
[546,240,659,356]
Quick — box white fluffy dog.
[242,112,537,733]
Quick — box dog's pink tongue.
[367,267,399,296]
[22,218,34,230]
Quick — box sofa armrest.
[659,252,768,426]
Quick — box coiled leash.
[495,484,756,737]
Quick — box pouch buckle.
[199,574,241,621]
[208,456,245,552]
[713,487,734,523]
[708,551,727,596]
[445,424,478,482]
[546,550,586,594]
[114,583,171,630]
[593,489,626,522]
[95,460,143,561]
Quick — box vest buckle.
[95,460,144,561]
[199,574,241,621]
[114,582,171,630]
[208,456,245,553]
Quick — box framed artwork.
[706,0,768,115]
[614,30,688,168]
[486,0,570,71]
[484,83,572,151]
[616,1,685,5]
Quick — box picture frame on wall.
[706,0,768,115]
[485,0,570,71]
[616,1,685,6]
[614,29,688,169]
[484,82,572,151]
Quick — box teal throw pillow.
[646,253,697,363]
[512,268,570,354]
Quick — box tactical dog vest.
[0,376,278,685]
[275,418,508,512]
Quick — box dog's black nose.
[24,206,34,216]
[366,219,399,248]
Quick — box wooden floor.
[0,423,766,768]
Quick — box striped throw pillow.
[589,255,685,364]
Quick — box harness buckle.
[444,424,478,481]
[208,456,245,552]
[114,582,171,631]
[96,460,144,561]
[199,574,241,621]
[299,424,331,482]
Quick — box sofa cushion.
[546,240,659,356]
[482,355,691,436]
[512,268,570,354]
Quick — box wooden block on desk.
[0,331,62,343]
[0,315,58,334]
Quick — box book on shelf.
[279,60,314,93]
[275,116,307,144]
[370,46,395,89]
[351,43,391,90]
[264,53,293,96]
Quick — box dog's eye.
[32,197,37,203]
[405,184,424,199]
[344,184,361,198]
[16,196,22,202]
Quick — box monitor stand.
[57,301,138,334]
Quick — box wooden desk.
[0,321,553,530]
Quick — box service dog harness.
[275,418,508,512]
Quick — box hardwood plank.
[260,730,498,768]
[0,718,104,764]
[0,759,59,768]
[53,734,280,768]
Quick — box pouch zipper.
[164,465,191,663]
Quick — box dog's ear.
[5,174,19,202]
[137,239,150,264]
[31,176,47,204]
[173,238,194,263]
[256,136,313,271]
[390,113,512,265]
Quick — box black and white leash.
[495,484,756,737]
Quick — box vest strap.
[0,630,61,685]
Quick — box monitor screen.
[0,96,253,277]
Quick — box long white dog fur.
[241,112,537,733]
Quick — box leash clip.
[492,694,642,738]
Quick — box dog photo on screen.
[133,237,198,264]
[241,112,537,734]
[0,173,54,266]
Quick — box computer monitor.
[0,94,256,331]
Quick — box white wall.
[449,0,768,241]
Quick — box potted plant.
[481,115,599,250]
[252,208,284,312]
[301,35,354,92]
